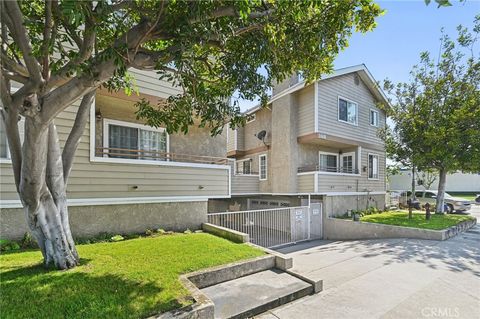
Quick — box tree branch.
[41,0,53,80]
[46,122,66,199]
[41,19,160,123]
[1,51,30,77]
[46,17,96,90]
[62,90,94,181]
[2,69,29,83]
[4,1,44,86]
[51,0,82,48]
[0,73,22,190]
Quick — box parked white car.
[414,190,472,213]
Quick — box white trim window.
[236,158,252,175]
[338,97,358,125]
[259,154,267,180]
[319,151,338,173]
[103,119,168,161]
[368,153,379,179]
[370,109,379,127]
[340,152,355,174]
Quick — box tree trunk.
[409,165,416,219]
[435,168,447,214]
[25,194,79,269]
[20,120,79,269]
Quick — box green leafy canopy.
[380,15,480,174]
[3,0,383,135]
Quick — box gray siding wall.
[227,127,236,152]
[297,174,315,193]
[317,73,386,146]
[296,84,315,136]
[129,69,181,98]
[229,160,260,194]
[316,148,386,193]
[231,175,260,194]
[1,70,229,202]
[236,126,245,150]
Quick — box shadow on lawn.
[0,258,185,319]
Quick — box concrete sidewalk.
[257,207,480,319]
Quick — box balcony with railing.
[95,147,229,165]
[297,165,359,175]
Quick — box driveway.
[258,206,480,319]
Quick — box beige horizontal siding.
[317,73,386,146]
[296,84,315,136]
[129,69,182,98]
[227,127,236,152]
[236,126,245,150]
[297,174,314,193]
[1,93,229,202]
[317,148,386,193]
[231,175,260,194]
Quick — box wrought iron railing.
[95,147,229,165]
[207,206,311,248]
[297,165,359,174]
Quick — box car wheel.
[446,204,454,214]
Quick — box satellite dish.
[256,130,267,141]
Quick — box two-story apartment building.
[209,64,388,217]
[0,69,231,240]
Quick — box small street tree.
[381,16,480,214]
[0,0,382,269]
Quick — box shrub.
[0,239,21,252]
[156,228,166,235]
[21,232,36,249]
[145,229,154,236]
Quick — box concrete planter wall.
[324,217,477,241]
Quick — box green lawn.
[0,233,264,319]
[361,211,475,230]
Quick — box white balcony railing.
[95,147,229,165]
[298,165,359,174]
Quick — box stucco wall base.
[324,194,386,217]
[0,201,207,240]
[324,217,477,241]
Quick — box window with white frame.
[368,154,379,179]
[0,116,24,160]
[370,109,379,127]
[259,154,267,180]
[103,119,167,160]
[340,152,355,174]
[338,98,358,125]
[319,152,338,172]
[236,159,252,174]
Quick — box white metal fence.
[207,206,317,248]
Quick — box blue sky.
[238,0,479,111]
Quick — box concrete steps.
[201,269,312,319]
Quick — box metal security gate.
[207,205,322,248]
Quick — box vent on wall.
[354,74,360,86]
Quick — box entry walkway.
[257,208,480,319]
